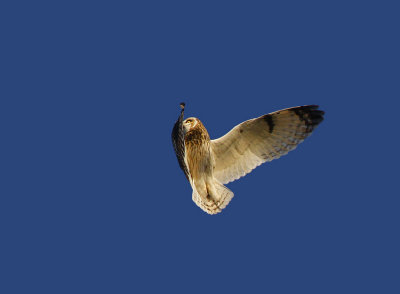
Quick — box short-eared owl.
[172,103,324,215]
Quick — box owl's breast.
[184,128,213,180]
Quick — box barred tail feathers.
[192,180,234,215]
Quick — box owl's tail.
[192,179,234,215]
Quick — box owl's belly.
[184,140,213,182]
[189,155,215,200]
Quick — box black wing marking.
[171,103,190,181]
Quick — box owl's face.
[183,117,198,133]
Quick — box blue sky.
[1,1,399,293]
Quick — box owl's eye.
[186,120,192,123]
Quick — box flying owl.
[171,103,324,215]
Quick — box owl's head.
[183,117,199,132]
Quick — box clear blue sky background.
[1,1,399,293]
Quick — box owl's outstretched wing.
[211,105,324,184]
[171,103,190,181]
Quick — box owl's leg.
[196,178,219,202]
[205,181,217,201]
[193,178,208,200]
[206,178,234,209]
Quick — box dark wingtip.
[180,102,185,110]
[289,105,325,130]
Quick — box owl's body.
[183,118,234,214]
[172,103,324,215]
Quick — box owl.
[172,103,324,215]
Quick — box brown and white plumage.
[172,103,324,215]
